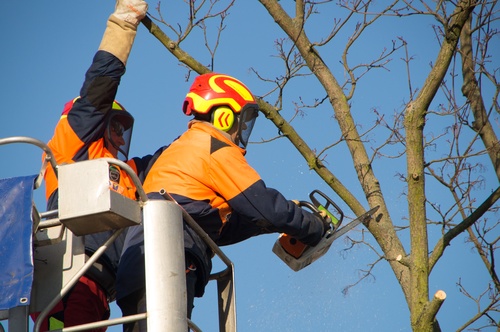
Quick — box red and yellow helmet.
[183,73,258,115]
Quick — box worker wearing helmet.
[32,1,160,331]
[116,73,329,328]
[44,98,137,201]
[146,73,327,245]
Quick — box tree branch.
[459,14,500,180]
[415,290,447,331]
[429,186,500,270]
[141,15,211,75]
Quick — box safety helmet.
[182,73,259,148]
[64,97,134,161]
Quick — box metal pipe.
[39,210,58,220]
[143,199,187,331]
[59,313,147,332]
[34,229,125,332]
[36,219,62,229]
[0,136,58,176]
[7,306,29,332]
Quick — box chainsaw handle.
[309,189,344,225]
[296,200,334,227]
[296,200,319,214]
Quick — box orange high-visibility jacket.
[43,51,158,206]
[143,121,324,247]
[44,99,138,203]
[43,50,159,278]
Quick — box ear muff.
[211,106,235,132]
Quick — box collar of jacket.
[188,120,246,155]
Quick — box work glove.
[112,0,148,27]
[318,210,333,234]
[99,0,147,65]
[292,199,331,236]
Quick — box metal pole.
[8,306,29,332]
[34,229,125,332]
[143,199,187,331]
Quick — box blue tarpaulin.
[0,175,36,310]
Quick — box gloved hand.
[113,0,148,27]
[317,211,332,234]
[100,0,148,64]
[292,199,331,235]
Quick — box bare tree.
[142,0,499,331]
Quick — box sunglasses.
[110,120,125,137]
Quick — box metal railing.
[0,136,237,332]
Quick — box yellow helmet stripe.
[208,75,255,102]
[224,80,254,101]
[186,92,245,114]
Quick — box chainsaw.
[272,189,380,271]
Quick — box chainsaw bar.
[273,205,380,271]
[326,205,380,243]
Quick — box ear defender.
[211,106,235,132]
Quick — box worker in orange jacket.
[33,1,160,330]
[116,73,329,329]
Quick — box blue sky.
[1,1,499,331]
